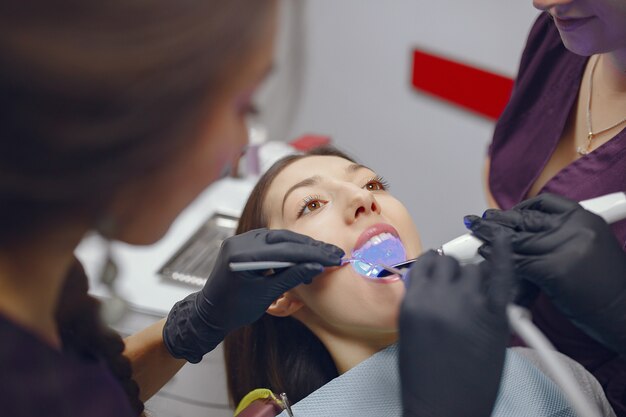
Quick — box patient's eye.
[364,176,389,191]
[298,195,327,217]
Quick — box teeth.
[359,232,395,251]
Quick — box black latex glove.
[399,240,515,417]
[163,228,344,363]
[466,193,626,355]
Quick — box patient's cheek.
[294,267,348,305]
[407,246,423,260]
[301,268,338,292]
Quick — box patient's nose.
[345,189,381,223]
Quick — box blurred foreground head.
[0,0,277,245]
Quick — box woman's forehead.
[263,155,371,215]
[279,155,355,182]
[279,155,373,187]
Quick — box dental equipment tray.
[158,212,239,287]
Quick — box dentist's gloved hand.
[465,193,626,355]
[163,228,344,363]
[399,240,515,417]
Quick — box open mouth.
[349,224,407,280]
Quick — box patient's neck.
[313,326,398,374]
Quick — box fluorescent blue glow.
[350,236,406,278]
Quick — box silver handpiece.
[439,192,626,264]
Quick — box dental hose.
[506,305,602,417]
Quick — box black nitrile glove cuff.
[163,292,226,364]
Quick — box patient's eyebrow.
[281,176,322,215]
[346,163,371,173]
[280,164,372,216]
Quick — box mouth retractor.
[348,233,407,279]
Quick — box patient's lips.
[353,223,399,252]
[349,224,406,279]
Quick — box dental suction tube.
[506,305,602,417]
[439,192,626,264]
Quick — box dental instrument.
[228,258,405,277]
[438,192,626,264]
[279,392,295,417]
[229,261,298,272]
[374,259,418,278]
[228,258,362,272]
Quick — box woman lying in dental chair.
[223,147,615,417]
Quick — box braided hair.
[55,259,144,415]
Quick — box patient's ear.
[266,293,304,317]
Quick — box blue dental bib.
[277,345,578,417]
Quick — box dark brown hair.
[224,147,357,406]
[0,1,274,414]
[55,259,145,415]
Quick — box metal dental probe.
[229,261,297,272]
[229,258,405,277]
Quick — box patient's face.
[265,155,422,339]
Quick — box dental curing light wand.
[439,192,626,264]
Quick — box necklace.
[578,55,626,155]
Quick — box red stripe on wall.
[411,49,514,120]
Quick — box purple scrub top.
[489,13,626,417]
[0,312,136,417]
